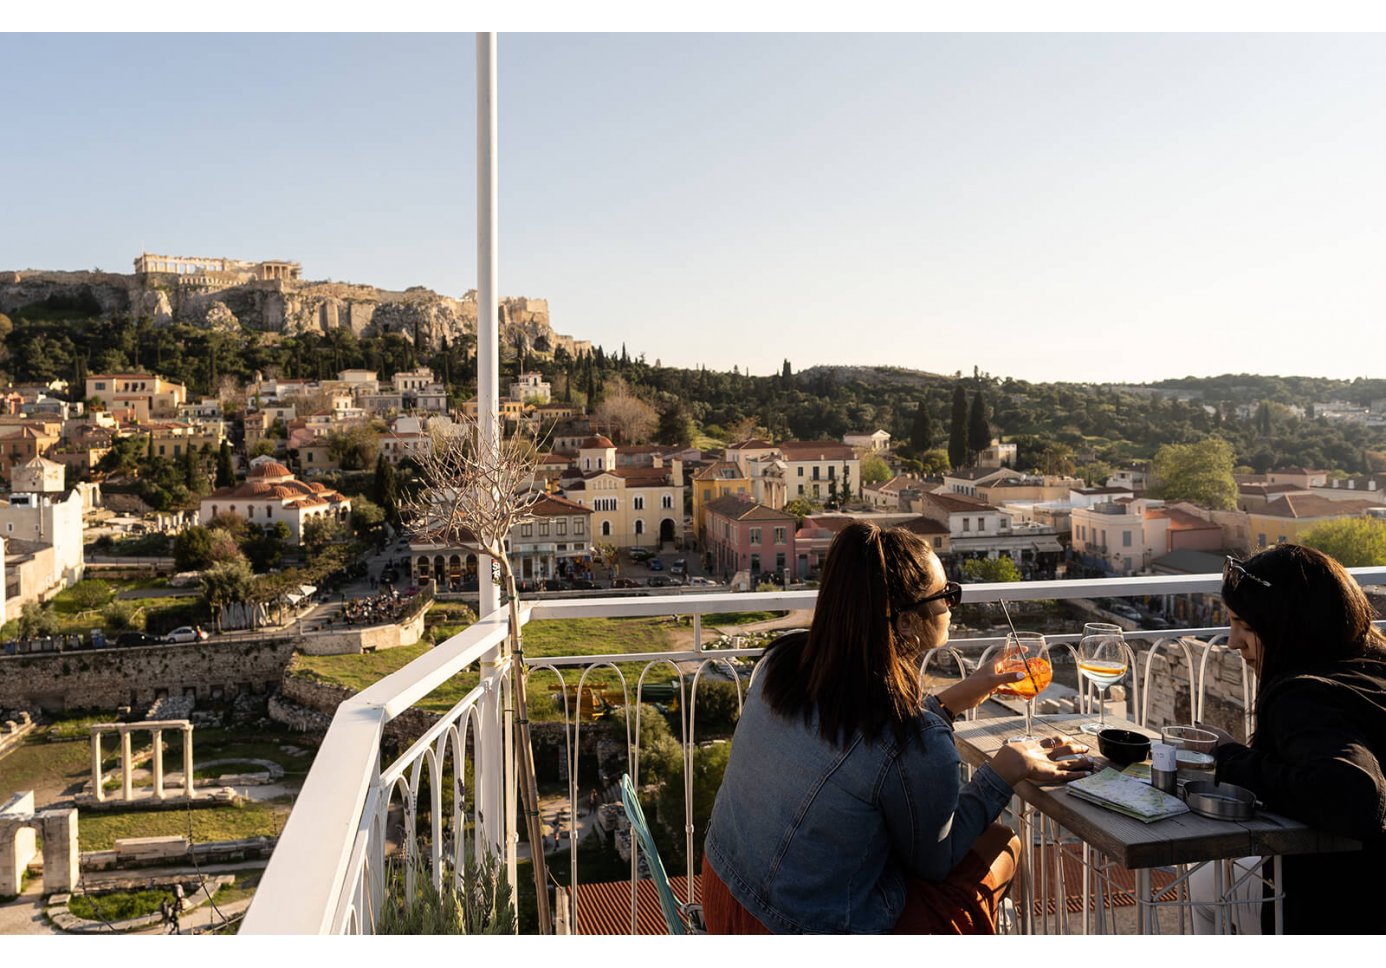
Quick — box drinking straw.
[998,599,1042,695]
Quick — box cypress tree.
[967,391,990,461]
[911,399,933,454]
[216,441,235,488]
[374,453,399,526]
[948,385,968,469]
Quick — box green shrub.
[376,849,515,935]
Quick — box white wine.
[1077,659,1127,689]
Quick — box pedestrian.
[588,788,599,816]
[170,884,185,934]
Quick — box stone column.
[38,809,79,894]
[120,728,132,801]
[90,729,104,803]
[152,729,165,800]
[183,726,195,798]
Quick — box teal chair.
[619,773,705,934]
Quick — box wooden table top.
[953,714,1361,869]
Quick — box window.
[635,519,645,535]
[750,553,761,573]
[962,518,970,532]
[776,552,786,571]
[574,520,584,535]
[976,517,984,532]
[933,537,942,549]
[634,496,645,510]
[812,467,820,480]
[538,521,549,537]
[601,521,611,536]
[812,484,820,498]
[798,484,804,495]
[1122,530,1132,547]
[797,467,804,477]
[662,494,673,509]
[749,528,762,545]
[774,527,786,544]
[521,523,533,537]
[828,465,835,479]
[557,520,567,536]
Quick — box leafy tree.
[249,439,277,458]
[200,557,255,632]
[244,522,292,572]
[967,390,990,461]
[781,498,816,527]
[350,496,387,537]
[594,542,620,578]
[860,452,891,486]
[652,738,732,870]
[303,516,345,557]
[910,399,934,453]
[68,579,114,611]
[656,401,696,447]
[690,679,742,734]
[962,556,1023,583]
[215,441,235,488]
[173,526,216,571]
[1301,518,1386,567]
[1151,438,1238,510]
[17,602,60,640]
[948,385,968,469]
[327,424,381,470]
[917,449,951,476]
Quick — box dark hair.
[761,522,939,745]
[1222,543,1386,690]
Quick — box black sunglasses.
[1223,556,1272,591]
[910,580,963,612]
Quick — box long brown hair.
[1222,543,1386,693]
[761,522,938,745]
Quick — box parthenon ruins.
[133,251,301,282]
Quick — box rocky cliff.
[0,268,591,358]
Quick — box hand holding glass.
[993,631,1052,742]
[1077,623,1129,735]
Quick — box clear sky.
[3,31,1385,384]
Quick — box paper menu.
[1066,767,1190,823]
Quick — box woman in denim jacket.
[702,522,1092,934]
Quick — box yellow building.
[85,373,188,420]
[561,436,684,548]
[692,461,752,543]
[1246,495,1381,550]
[145,421,224,459]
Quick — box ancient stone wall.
[295,607,426,656]
[276,676,436,743]
[0,638,297,713]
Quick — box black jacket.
[1215,652,1386,934]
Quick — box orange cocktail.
[994,657,1054,699]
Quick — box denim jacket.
[703,673,1014,934]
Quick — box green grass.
[212,869,264,906]
[193,761,273,780]
[0,733,102,800]
[77,801,285,852]
[67,888,169,922]
[702,610,785,626]
[290,616,684,717]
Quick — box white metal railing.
[242,569,1386,934]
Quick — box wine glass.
[992,631,1052,742]
[1077,623,1129,735]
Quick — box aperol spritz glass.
[993,631,1052,742]
[1077,623,1129,735]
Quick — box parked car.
[689,576,717,586]
[670,559,687,576]
[1110,605,1142,623]
[648,558,664,571]
[88,629,107,650]
[647,575,674,587]
[114,631,160,648]
[628,547,652,562]
[164,626,209,644]
[569,577,599,590]
[612,577,641,589]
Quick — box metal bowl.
[1183,780,1260,821]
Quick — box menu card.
[1066,767,1190,823]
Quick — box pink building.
[703,496,798,582]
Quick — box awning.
[1030,539,1064,554]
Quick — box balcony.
[241,570,1386,935]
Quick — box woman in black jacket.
[1203,544,1386,933]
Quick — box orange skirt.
[701,822,1019,935]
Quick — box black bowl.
[1097,728,1151,767]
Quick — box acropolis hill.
[0,252,592,357]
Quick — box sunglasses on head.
[910,580,963,612]
[1223,556,1272,591]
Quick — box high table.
[952,713,1360,934]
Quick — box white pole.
[474,31,516,901]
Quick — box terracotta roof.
[914,492,995,513]
[897,514,950,535]
[727,438,774,450]
[704,495,792,521]
[529,493,592,516]
[1145,507,1221,531]
[694,461,744,481]
[779,440,856,461]
[1239,483,1308,496]
[580,434,616,449]
[946,466,1022,482]
[1257,496,1381,519]
[247,461,293,479]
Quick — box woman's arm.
[1216,682,1385,842]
